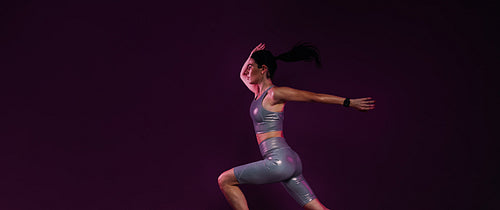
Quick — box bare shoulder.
[272,86,307,96]
[271,86,317,103]
[272,86,296,95]
[271,86,298,102]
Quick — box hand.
[251,43,266,54]
[349,97,376,111]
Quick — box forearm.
[314,93,346,105]
[240,43,265,78]
[239,55,252,78]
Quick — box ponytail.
[251,42,321,79]
[275,42,322,68]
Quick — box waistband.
[258,137,290,155]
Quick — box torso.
[253,86,285,144]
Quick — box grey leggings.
[234,137,316,206]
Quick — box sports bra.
[250,85,284,134]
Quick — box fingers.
[359,97,376,104]
[349,97,376,111]
[365,100,376,104]
[362,101,375,109]
[353,97,375,111]
[255,43,266,51]
[360,105,375,110]
[357,106,374,112]
[251,43,265,54]
[353,97,375,103]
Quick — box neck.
[257,79,273,95]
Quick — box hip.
[259,136,293,157]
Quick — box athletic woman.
[218,43,375,210]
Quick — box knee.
[217,172,226,187]
[218,170,237,188]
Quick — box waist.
[258,136,290,156]
[256,131,283,145]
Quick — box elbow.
[240,71,248,80]
[240,74,248,82]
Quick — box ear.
[261,65,271,78]
[261,65,268,74]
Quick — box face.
[244,59,267,84]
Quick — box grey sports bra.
[250,85,284,134]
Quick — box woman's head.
[244,58,267,84]
[250,42,321,80]
[251,50,277,79]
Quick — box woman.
[218,43,375,210]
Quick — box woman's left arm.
[272,86,375,111]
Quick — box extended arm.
[240,43,265,93]
[272,86,375,111]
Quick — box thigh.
[234,156,294,185]
[281,174,317,207]
[234,160,272,185]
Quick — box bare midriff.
[256,130,284,145]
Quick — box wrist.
[342,98,350,107]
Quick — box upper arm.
[273,86,319,103]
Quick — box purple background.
[1,1,498,209]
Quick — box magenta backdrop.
[1,0,498,209]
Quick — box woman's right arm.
[240,43,265,93]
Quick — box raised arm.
[240,43,265,93]
[272,86,375,111]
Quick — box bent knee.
[218,169,238,187]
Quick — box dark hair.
[251,42,321,78]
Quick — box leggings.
[234,137,316,207]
